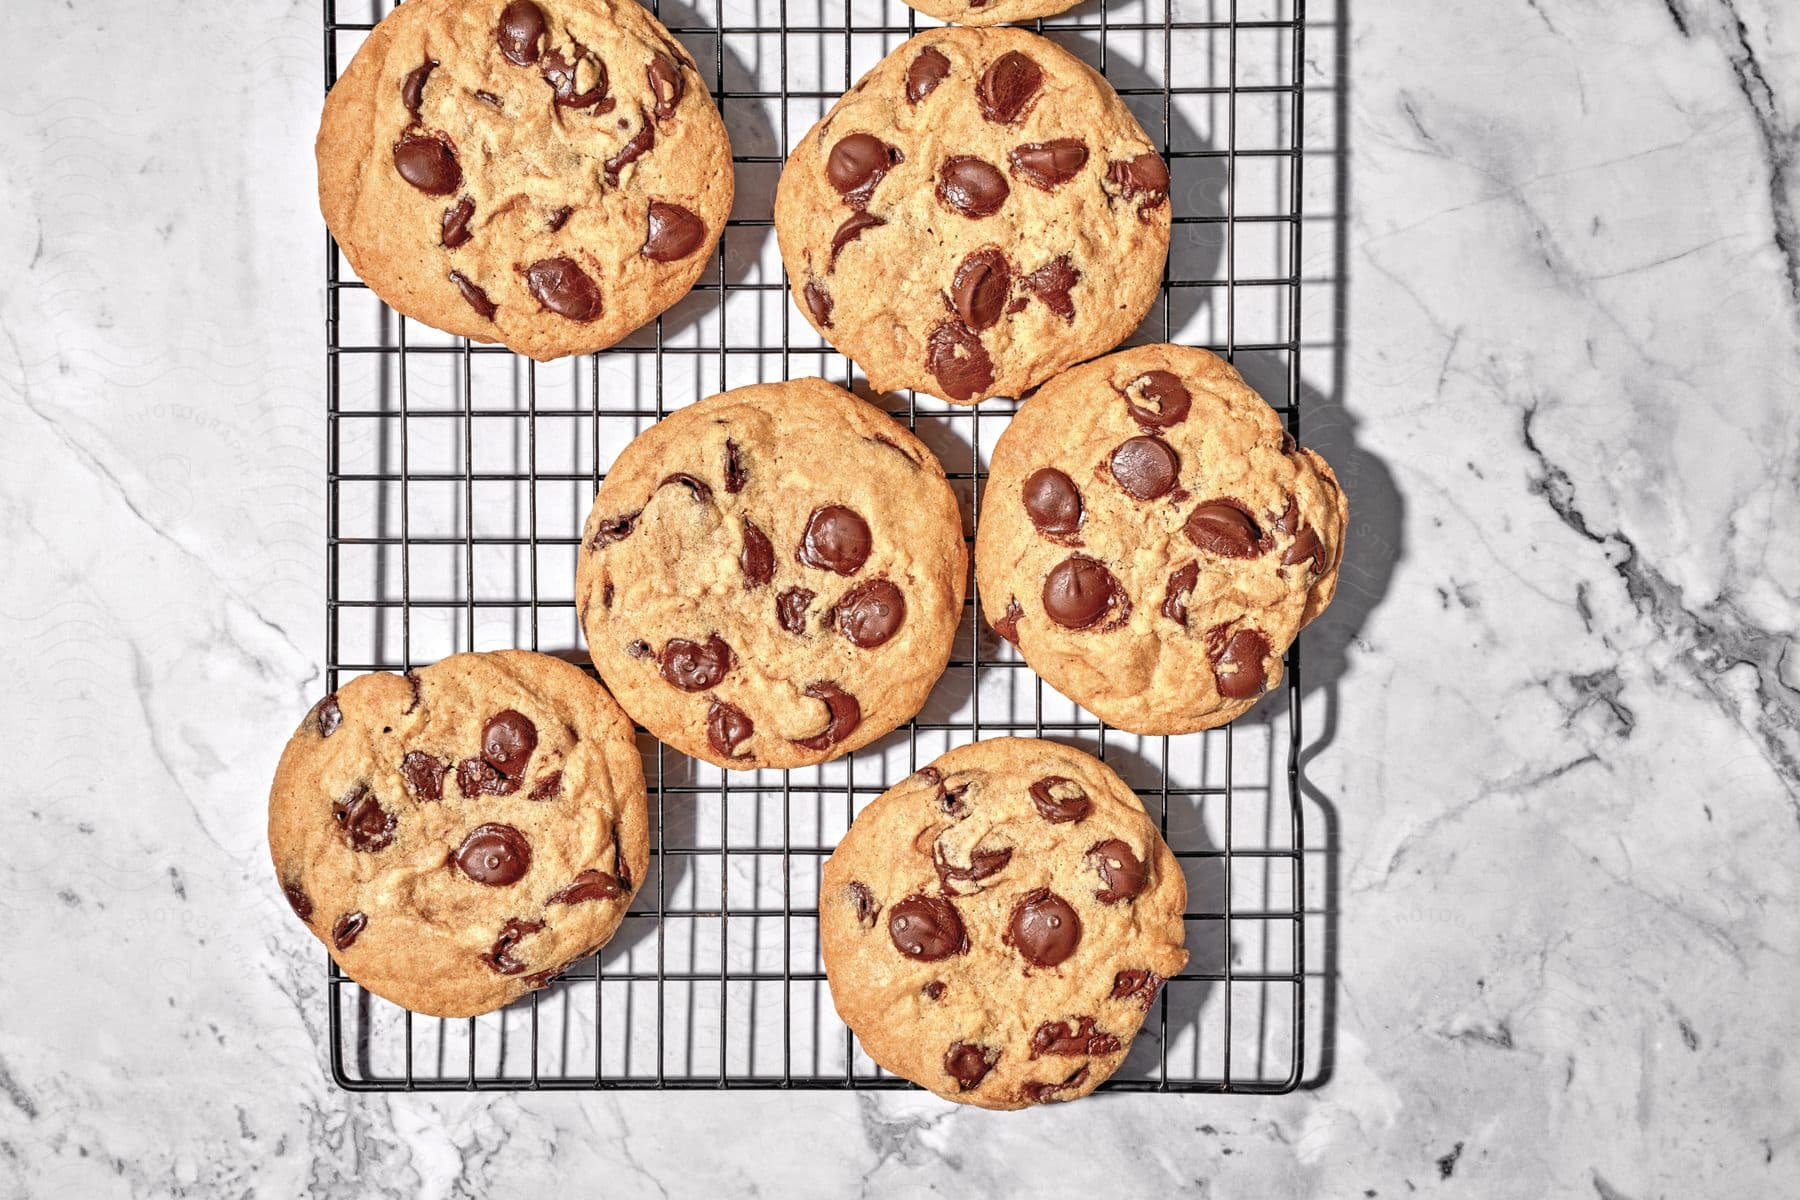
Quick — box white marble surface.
[4,0,1799,1195]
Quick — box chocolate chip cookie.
[575,379,967,770]
[899,0,1082,27]
[975,345,1347,733]
[773,28,1171,405]
[820,738,1188,1109]
[268,651,649,1018]
[317,0,733,361]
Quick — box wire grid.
[324,0,1310,1093]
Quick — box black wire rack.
[323,0,1312,1093]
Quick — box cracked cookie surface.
[774,28,1170,404]
[975,345,1347,733]
[268,651,650,1017]
[575,379,967,770]
[317,0,733,361]
[820,738,1188,1109]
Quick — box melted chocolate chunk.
[647,53,684,121]
[706,699,754,759]
[401,59,438,117]
[1107,153,1171,216]
[659,471,713,502]
[441,197,475,248]
[547,205,573,233]
[497,1,547,66]
[627,639,653,660]
[906,47,950,104]
[316,694,342,738]
[1030,1016,1122,1059]
[833,578,906,648]
[976,52,1043,125]
[1110,436,1180,500]
[936,156,1009,218]
[923,980,947,1001]
[804,279,833,327]
[723,439,747,493]
[1042,555,1126,630]
[1007,888,1082,968]
[932,840,1013,893]
[590,509,640,547]
[1023,467,1082,537]
[1184,500,1267,558]
[944,1042,999,1091]
[482,710,538,777]
[400,750,447,802]
[1029,776,1091,823]
[1111,968,1166,1010]
[453,823,533,886]
[393,134,461,195]
[524,257,602,322]
[482,917,543,975]
[1010,139,1088,189]
[951,248,1011,331]
[604,116,655,181]
[449,270,497,319]
[332,785,396,852]
[1089,838,1148,903]
[284,882,313,922]
[1161,561,1199,626]
[739,517,775,586]
[1023,254,1078,322]
[1123,370,1190,429]
[1208,625,1270,700]
[1021,1065,1091,1104]
[925,319,994,402]
[643,201,705,261]
[798,505,871,575]
[776,587,815,633]
[332,911,367,951]
[829,210,886,268]
[456,755,518,797]
[548,869,622,905]
[848,881,880,928]
[658,634,734,691]
[791,682,860,750]
[887,894,968,961]
[540,44,610,110]
[993,596,1024,645]
[827,133,902,206]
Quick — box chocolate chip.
[1023,254,1078,322]
[658,634,734,691]
[548,869,622,905]
[804,279,833,327]
[590,509,640,547]
[937,773,974,817]
[944,1042,999,1091]
[647,53,684,120]
[1110,436,1180,500]
[798,505,871,575]
[449,270,496,319]
[923,980,946,1001]
[1007,887,1081,968]
[740,517,775,587]
[1276,501,1327,574]
[604,116,655,181]
[453,823,533,886]
[1089,838,1148,903]
[601,583,615,608]
[826,133,901,205]
[283,882,313,922]
[1030,1017,1122,1059]
[887,894,968,961]
[1111,968,1166,1010]
[400,751,446,801]
[776,587,814,633]
[1184,500,1266,557]
[332,911,367,951]
[706,699,753,759]
[792,681,860,750]
[1161,561,1199,626]
[401,58,438,117]
[936,156,1009,218]
[658,471,713,502]
[925,319,994,402]
[1107,152,1171,216]
[393,133,461,195]
[643,201,705,261]
[1042,555,1126,630]
[482,917,543,975]
[524,257,602,322]
[528,771,563,800]
[951,248,1011,331]
[441,197,475,248]
[540,44,610,109]
[497,1,547,66]
[332,785,396,852]
[932,840,1013,893]
[1029,776,1091,823]
[1021,1066,1090,1103]
[848,881,880,927]
[1010,138,1088,189]
[626,639,652,659]
[1023,467,1082,537]
[483,710,538,777]
[976,52,1043,125]
[456,755,518,797]
[723,439,747,492]
[316,694,342,738]
[906,46,950,104]
[1123,370,1191,429]
[994,596,1023,645]
[834,578,905,648]
[1209,626,1270,700]
[829,210,886,268]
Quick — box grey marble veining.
[2,0,1798,1195]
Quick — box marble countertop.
[3,0,1797,1195]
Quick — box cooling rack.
[323,0,1313,1093]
